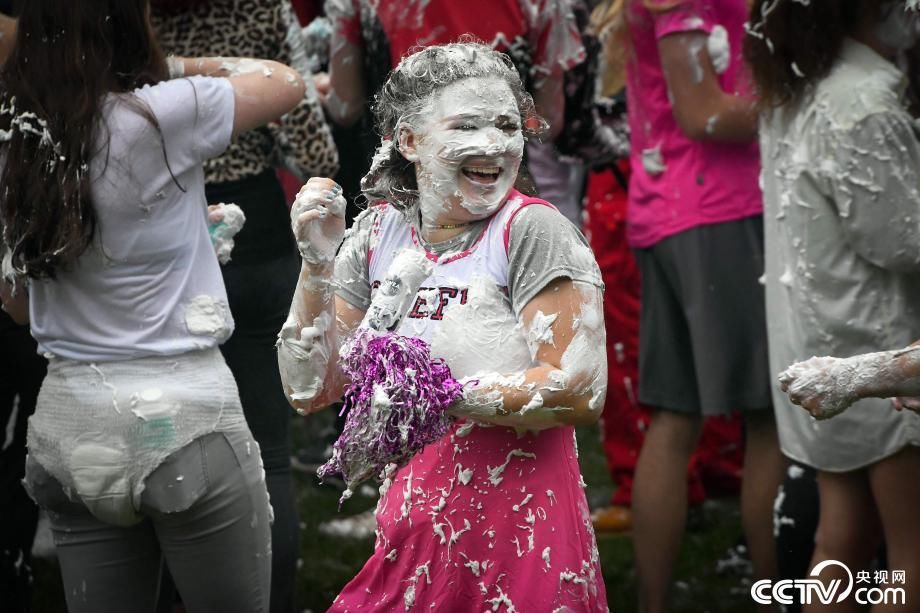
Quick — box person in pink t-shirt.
[623,1,784,611]
[626,0,762,247]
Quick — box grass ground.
[29,420,757,612]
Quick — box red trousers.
[583,163,743,507]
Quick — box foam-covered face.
[402,77,524,226]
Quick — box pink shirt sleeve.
[650,0,714,39]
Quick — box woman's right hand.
[291,177,346,265]
[778,356,859,420]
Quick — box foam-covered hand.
[207,203,246,265]
[291,177,346,265]
[449,379,507,419]
[778,356,858,420]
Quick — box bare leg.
[741,412,785,583]
[802,469,881,613]
[868,446,920,613]
[632,410,703,613]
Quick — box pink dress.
[330,422,606,612]
[330,194,607,611]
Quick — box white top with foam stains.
[28,77,235,361]
[760,38,920,470]
[335,194,603,321]
[363,194,534,352]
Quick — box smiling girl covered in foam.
[278,42,609,610]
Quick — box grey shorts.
[634,216,772,414]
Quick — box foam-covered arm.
[324,38,365,127]
[170,56,306,138]
[658,31,757,143]
[277,262,362,413]
[449,278,607,429]
[779,344,920,419]
[277,178,360,413]
[320,0,367,126]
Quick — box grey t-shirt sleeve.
[507,203,604,316]
[332,206,380,311]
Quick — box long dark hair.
[744,0,870,112]
[0,0,168,279]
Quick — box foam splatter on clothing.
[331,193,607,610]
[760,39,920,471]
[330,421,605,611]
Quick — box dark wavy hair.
[361,40,546,215]
[0,0,168,279]
[744,0,870,112]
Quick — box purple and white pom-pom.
[317,328,463,502]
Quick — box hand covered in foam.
[291,177,346,265]
[277,311,333,410]
[450,375,509,419]
[207,203,246,265]
[778,356,859,419]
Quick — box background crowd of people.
[1,0,919,612]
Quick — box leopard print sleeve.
[267,0,340,180]
[152,0,339,184]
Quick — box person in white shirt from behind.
[0,2,306,612]
[748,1,920,610]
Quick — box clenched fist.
[291,177,347,265]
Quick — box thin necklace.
[429,221,474,230]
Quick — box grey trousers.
[24,430,272,613]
